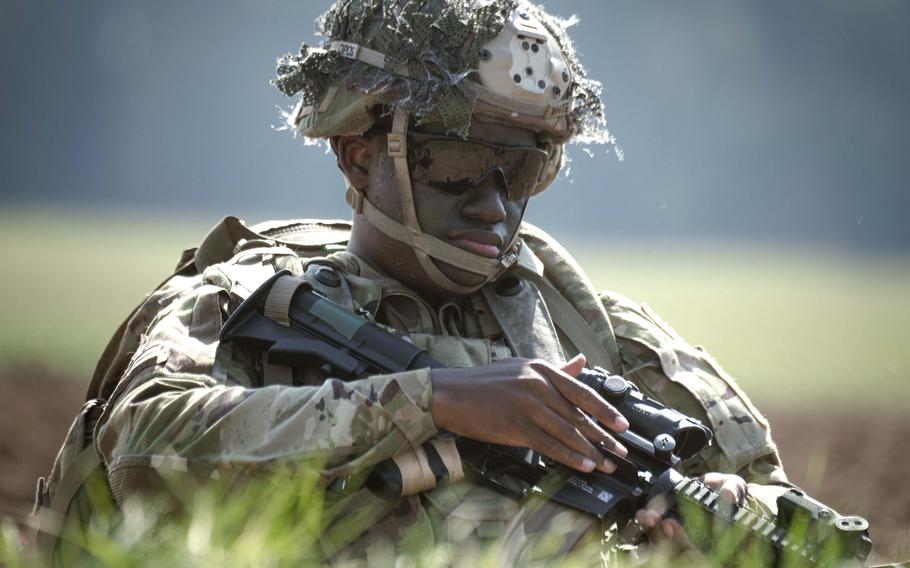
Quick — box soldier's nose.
[462,172,508,225]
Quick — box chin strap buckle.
[345,186,365,214]
[387,132,407,158]
[500,241,522,270]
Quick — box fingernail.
[613,442,629,457]
[581,458,596,471]
[600,438,629,458]
[597,459,617,474]
[615,415,630,431]
[663,522,674,538]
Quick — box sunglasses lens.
[407,139,548,200]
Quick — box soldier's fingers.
[720,478,747,506]
[635,511,695,550]
[635,509,659,530]
[540,365,629,433]
[543,390,628,463]
[526,420,600,473]
[574,410,628,463]
[635,509,667,544]
[643,494,672,516]
[558,353,586,377]
[700,473,748,506]
[572,414,622,473]
[663,519,692,546]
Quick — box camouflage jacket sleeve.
[600,291,793,515]
[94,265,438,489]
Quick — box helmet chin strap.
[345,108,522,295]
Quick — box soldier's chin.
[430,258,488,290]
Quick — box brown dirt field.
[1,366,908,564]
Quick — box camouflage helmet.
[274,0,610,179]
[274,0,609,294]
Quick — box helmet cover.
[274,0,612,147]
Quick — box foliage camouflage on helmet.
[273,0,609,142]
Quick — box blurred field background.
[2,0,909,563]
[2,208,908,410]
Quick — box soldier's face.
[345,120,536,298]
[409,120,533,288]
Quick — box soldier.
[35,0,792,564]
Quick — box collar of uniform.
[326,250,437,334]
[325,249,508,338]
[326,249,422,300]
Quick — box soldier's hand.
[430,354,629,474]
[635,472,748,552]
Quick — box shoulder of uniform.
[598,290,687,342]
[598,291,779,473]
[89,216,351,402]
[192,216,351,273]
[598,288,638,314]
[517,221,569,260]
[597,290,689,367]
[248,218,352,247]
[517,221,596,288]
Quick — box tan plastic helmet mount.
[346,107,523,295]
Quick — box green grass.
[1,208,908,409]
[1,466,846,568]
[4,463,876,568]
[0,208,205,378]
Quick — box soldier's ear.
[334,135,378,191]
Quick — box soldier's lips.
[451,238,500,258]
[448,232,503,258]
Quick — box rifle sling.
[518,268,621,374]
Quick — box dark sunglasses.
[369,129,551,200]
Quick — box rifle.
[220,270,872,567]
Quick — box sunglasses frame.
[402,131,552,198]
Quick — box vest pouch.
[406,333,507,368]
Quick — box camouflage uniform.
[83,216,789,562]
[35,2,792,563]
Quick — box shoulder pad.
[89,216,351,401]
[193,216,351,273]
[249,218,351,248]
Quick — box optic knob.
[602,375,630,401]
[653,433,676,462]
